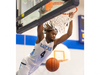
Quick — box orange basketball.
[46,58,59,72]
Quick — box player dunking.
[16,12,74,75]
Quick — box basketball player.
[17,12,74,75]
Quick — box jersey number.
[40,51,46,58]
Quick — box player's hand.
[69,12,74,18]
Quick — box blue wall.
[16,34,84,50]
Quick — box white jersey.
[26,38,54,66]
[18,38,54,75]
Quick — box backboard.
[16,0,79,34]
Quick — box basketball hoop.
[43,7,78,34]
[42,1,78,34]
[62,7,78,15]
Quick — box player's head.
[46,28,58,41]
[43,22,58,41]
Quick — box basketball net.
[43,7,78,34]
[42,1,78,34]
[43,14,71,33]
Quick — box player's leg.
[18,64,30,75]
[16,71,18,75]
[29,65,39,74]
[17,58,30,75]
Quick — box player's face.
[48,30,57,41]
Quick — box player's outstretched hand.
[69,12,74,18]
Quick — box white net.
[43,14,71,33]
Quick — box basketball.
[46,58,59,72]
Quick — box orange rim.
[62,7,78,15]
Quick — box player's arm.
[54,20,73,45]
[36,24,44,43]
[54,12,74,48]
